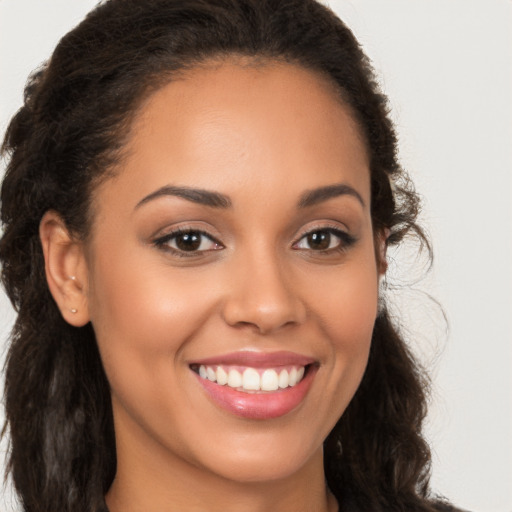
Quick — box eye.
[154,229,223,255]
[293,228,355,252]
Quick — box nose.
[221,252,306,335]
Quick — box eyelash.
[292,226,357,254]
[152,226,356,258]
[153,228,223,258]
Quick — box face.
[83,61,382,485]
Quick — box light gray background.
[1,1,511,511]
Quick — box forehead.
[93,60,370,219]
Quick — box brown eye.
[295,230,338,251]
[154,229,223,255]
[293,228,356,253]
[175,232,202,251]
[305,231,331,250]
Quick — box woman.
[0,0,463,511]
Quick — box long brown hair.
[1,1,440,511]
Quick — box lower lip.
[194,366,317,420]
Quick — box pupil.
[308,231,330,250]
[176,233,201,251]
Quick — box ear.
[376,228,390,276]
[39,211,90,327]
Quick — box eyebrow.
[135,185,232,210]
[298,183,365,209]
[135,182,364,211]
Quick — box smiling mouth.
[189,351,318,419]
[190,364,310,393]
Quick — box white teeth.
[242,368,260,390]
[278,369,289,389]
[216,366,228,385]
[288,367,298,386]
[206,366,216,381]
[261,369,279,391]
[197,364,306,392]
[227,369,242,388]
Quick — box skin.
[41,60,386,512]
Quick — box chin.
[187,425,326,485]
[205,452,315,484]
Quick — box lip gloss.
[190,351,318,419]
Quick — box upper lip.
[190,350,316,368]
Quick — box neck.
[107,467,337,512]
[106,414,338,512]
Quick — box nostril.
[221,292,306,334]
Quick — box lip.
[190,350,316,368]
[191,351,318,420]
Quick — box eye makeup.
[151,222,358,261]
[292,226,357,255]
[153,228,224,258]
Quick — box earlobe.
[39,211,90,327]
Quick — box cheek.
[86,257,222,450]
[307,252,379,400]
[86,246,216,392]
[311,255,379,348]
[331,271,378,349]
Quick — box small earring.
[70,308,77,314]
[69,276,76,281]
